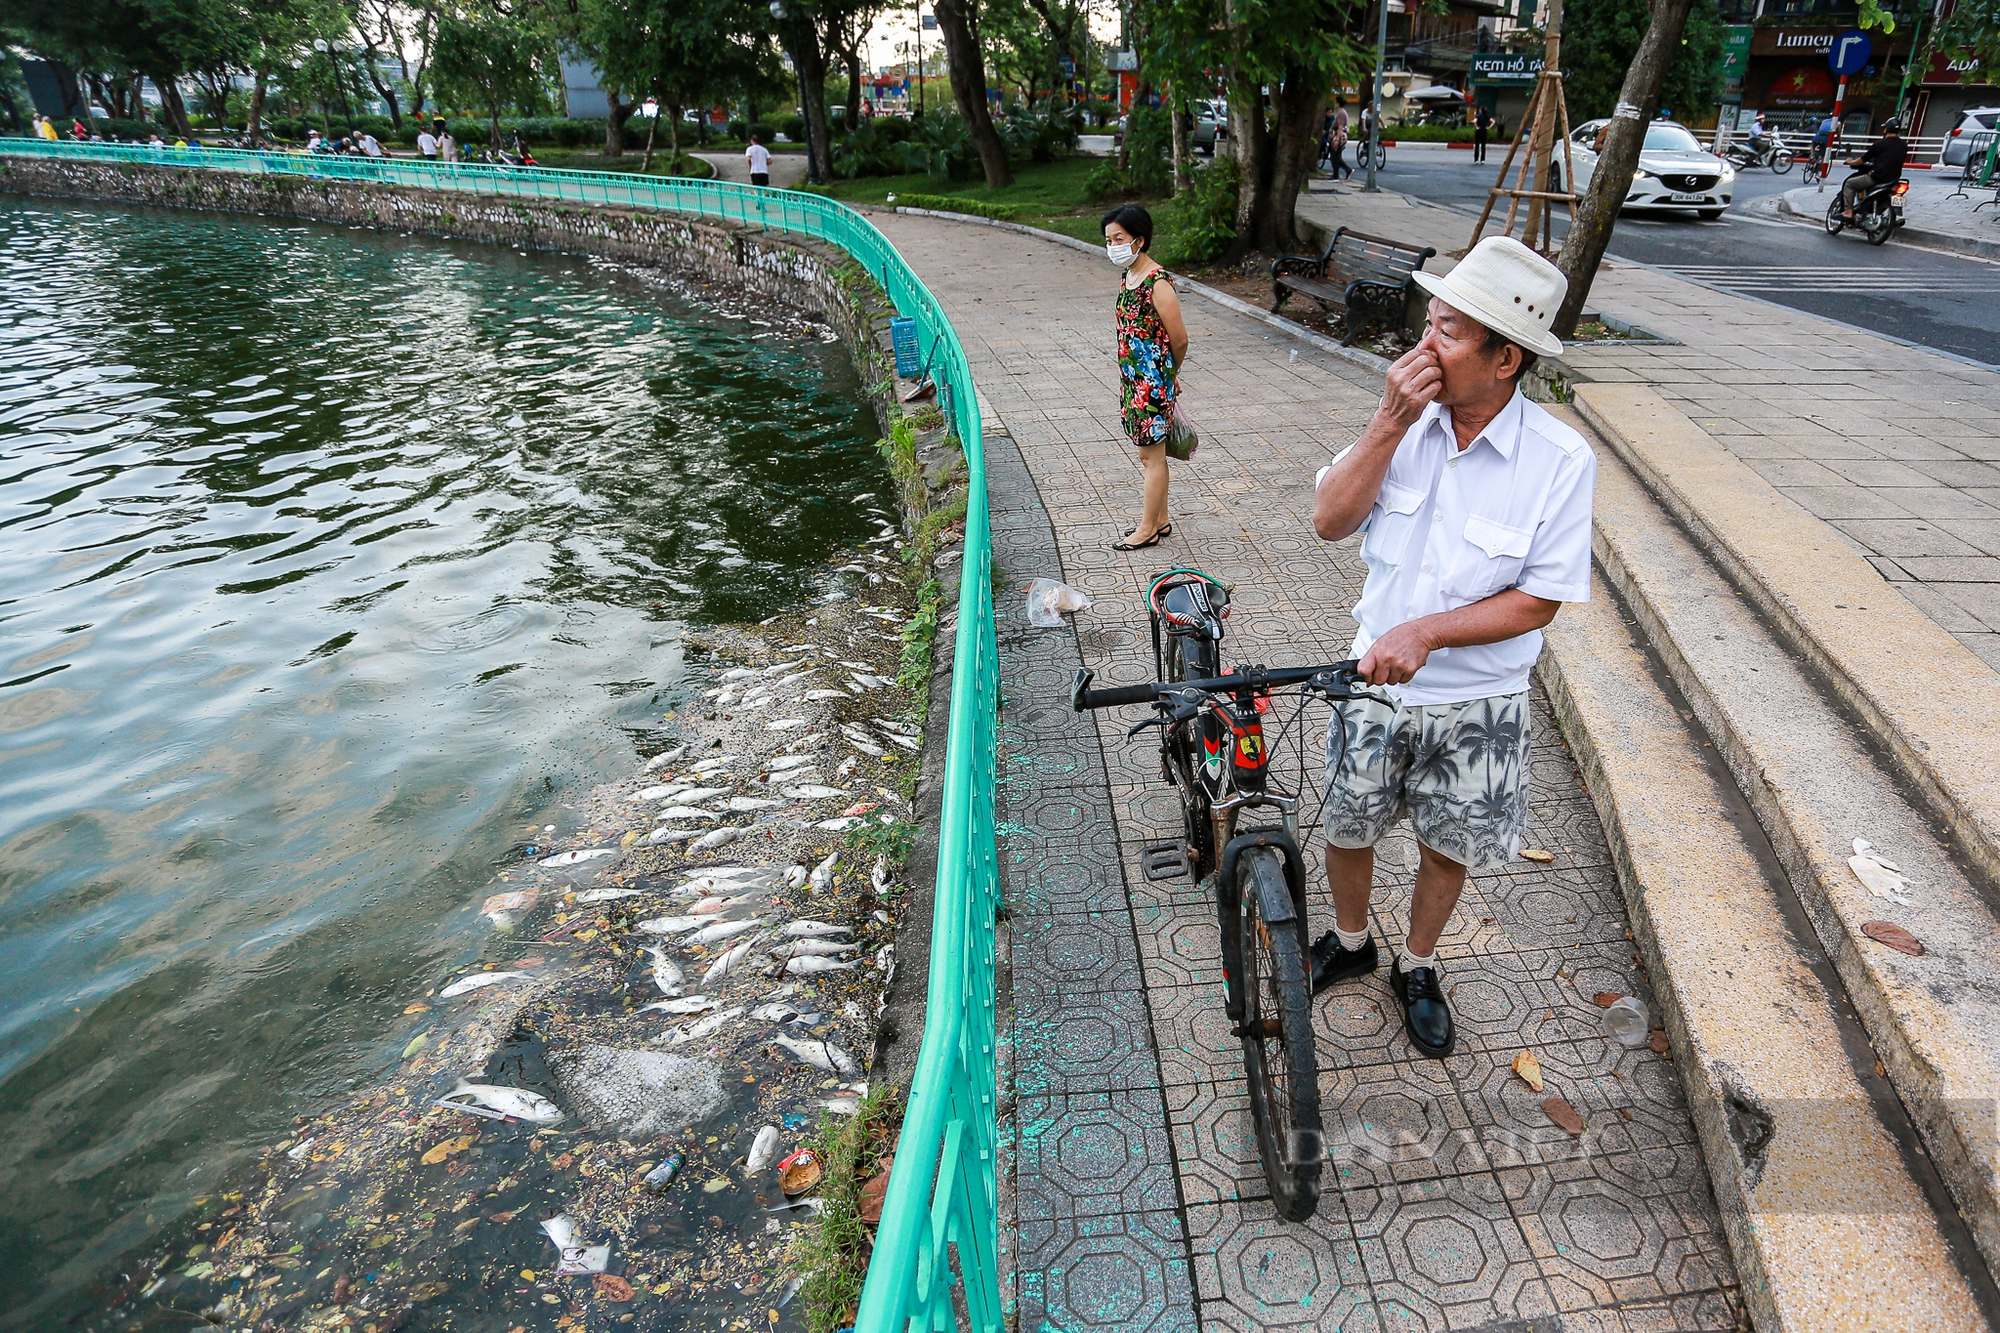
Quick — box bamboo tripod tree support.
[1470,0,1576,255]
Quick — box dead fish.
[751,1002,805,1023]
[851,673,898,689]
[576,887,644,904]
[784,785,848,800]
[767,754,816,773]
[440,1080,562,1123]
[746,1125,783,1172]
[785,956,859,976]
[809,852,838,893]
[638,916,707,935]
[638,994,716,1015]
[692,826,745,851]
[773,1034,859,1074]
[765,718,809,731]
[801,689,850,701]
[646,744,688,770]
[842,734,887,757]
[669,1006,743,1044]
[767,1198,826,1215]
[649,828,701,845]
[642,946,686,995]
[629,785,679,802]
[541,1215,610,1274]
[817,817,862,832]
[785,920,851,938]
[702,937,758,987]
[763,659,814,676]
[872,857,893,894]
[836,757,859,778]
[689,755,738,774]
[771,670,815,687]
[719,668,758,681]
[666,786,730,804]
[689,894,754,915]
[440,971,531,998]
[776,939,860,958]
[726,796,787,812]
[655,807,718,822]
[785,864,810,889]
[687,918,766,946]
[540,848,618,869]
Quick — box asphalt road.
[1350,150,2000,367]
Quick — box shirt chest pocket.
[1362,480,1427,565]
[1445,514,1535,601]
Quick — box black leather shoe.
[1392,957,1455,1058]
[1309,931,1379,994]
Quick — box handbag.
[1164,402,1199,461]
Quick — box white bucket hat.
[1411,235,1568,358]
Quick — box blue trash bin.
[890,316,920,380]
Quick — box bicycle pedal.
[1141,842,1190,881]
[1231,1018,1283,1039]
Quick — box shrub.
[1157,162,1238,267]
[778,114,805,141]
[1123,107,1173,194]
[747,121,777,143]
[728,118,748,140]
[898,113,978,182]
[888,192,1023,219]
[833,119,913,177]
[1002,97,1081,163]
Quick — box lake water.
[0,197,884,1322]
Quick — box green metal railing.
[0,137,1001,1333]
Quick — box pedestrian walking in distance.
[1473,105,1493,163]
[1103,203,1187,551]
[746,135,772,187]
[1308,236,1596,1057]
[1333,104,1353,180]
[417,124,439,160]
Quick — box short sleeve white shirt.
[746,144,773,173]
[1318,389,1596,705]
[418,131,438,157]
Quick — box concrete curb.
[1570,385,2000,1291]
[886,205,1395,376]
[1570,383,2000,900]
[1773,189,2000,261]
[1539,555,1989,1332]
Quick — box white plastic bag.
[1024,578,1092,628]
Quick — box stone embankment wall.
[0,156,882,354]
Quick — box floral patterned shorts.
[1321,691,1531,873]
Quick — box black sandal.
[1122,522,1172,538]
[1112,527,1170,551]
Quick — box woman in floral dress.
[1103,204,1189,551]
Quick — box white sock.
[1400,944,1438,973]
[1334,924,1371,951]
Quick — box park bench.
[1270,227,1437,345]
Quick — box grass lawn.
[807,156,1189,245]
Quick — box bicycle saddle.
[1152,572,1230,641]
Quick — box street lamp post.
[770,0,823,185]
[1363,0,1393,191]
[313,38,357,133]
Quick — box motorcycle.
[1719,135,1795,175]
[1824,175,1908,246]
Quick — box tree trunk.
[248,70,268,140]
[1552,0,1696,335]
[668,102,683,170]
[158,79,194,137]
[363,60,403,129]
[605,93,634,156]
[794,20,836,182]
[1260,64,1326,251]
[1224,68,1270,258]
[1172,95,1191,194]
[845,46,863,128]
[932,0,1013,187]
[641,102,661,172]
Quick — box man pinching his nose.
[1308,236,1596,1058]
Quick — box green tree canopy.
[1560,0,1724,123]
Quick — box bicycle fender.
[1221,832,1300,924]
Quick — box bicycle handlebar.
[1070,660,1371,712]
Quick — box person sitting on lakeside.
[356,131,385,157]
[746,134,773,186]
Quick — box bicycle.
[1069,569,1391,1220]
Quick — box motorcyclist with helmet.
[1840,120,1906,221]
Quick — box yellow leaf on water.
[1511,1050,1544,1092]
[420,1134,476,1166]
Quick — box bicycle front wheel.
[1772,151,1794,176]
[1236,845,1322,1221]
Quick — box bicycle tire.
[1166,634,1217,882]
[1772,151,1794,176]
[1236,845,1322,1221]
[1372,144,1387,170]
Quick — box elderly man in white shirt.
[1308,235,1596,1058]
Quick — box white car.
[1561,119,1736,220]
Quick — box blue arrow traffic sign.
[1828,29,1872,76]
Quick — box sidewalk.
[1296,184,2000,672]
[1769,170,2000,259]
[871,209,1746,1332]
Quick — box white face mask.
[1106,241,1136,268]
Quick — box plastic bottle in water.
[1603,995,1651,1048]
